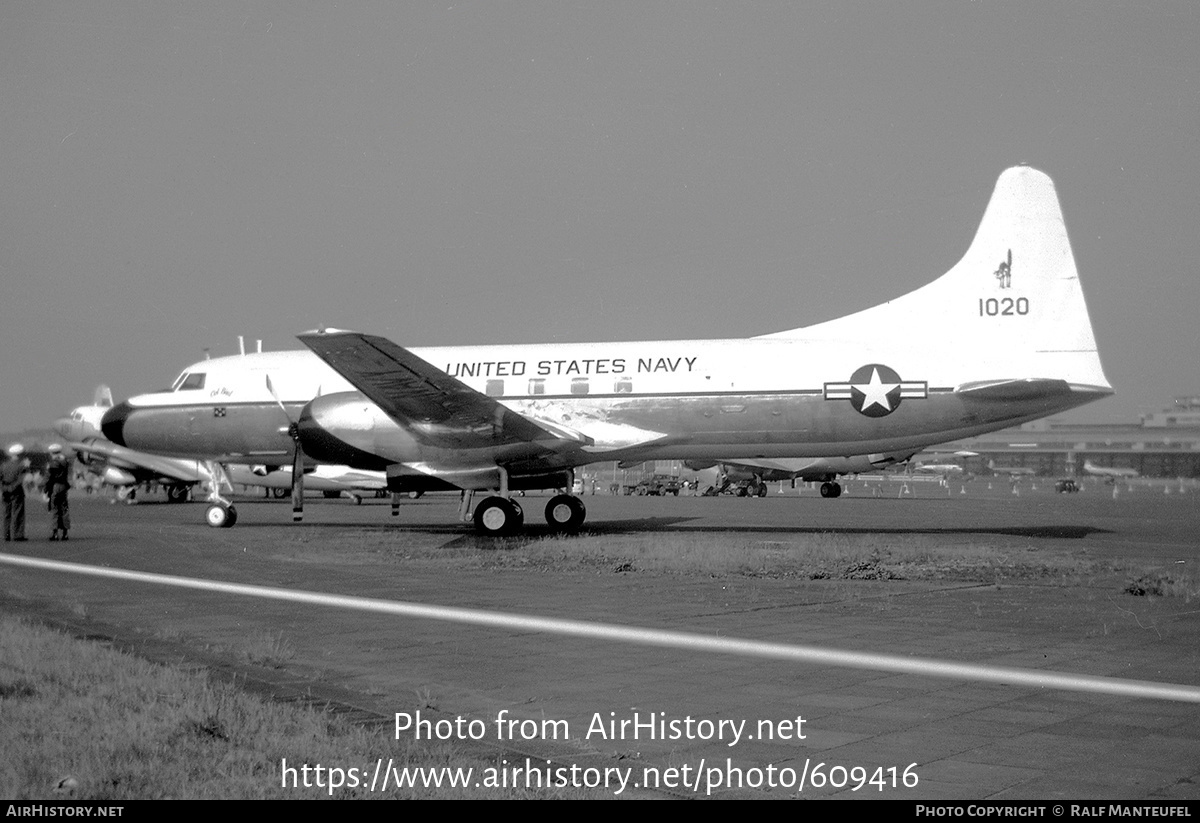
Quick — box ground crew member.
[44,443,71,541]
[2,444,29,541]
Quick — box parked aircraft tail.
[763,165,1111,395]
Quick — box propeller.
[266,375,305,522]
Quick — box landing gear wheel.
[820,482,843,498]
[545,494,587,533]
[205,504,237,528]
[473,496,523,536]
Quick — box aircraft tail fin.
[93,385,114,408]
[764,166,1112,394]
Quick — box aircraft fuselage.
[104,338,1102,486]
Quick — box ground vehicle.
[630,474,682,496]
[701,475,768,497]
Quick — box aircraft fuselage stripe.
[128,387,961,409]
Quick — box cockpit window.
[177,372,206,391]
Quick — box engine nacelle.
[297,391,399,470]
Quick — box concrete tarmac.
[2,479,1198,799]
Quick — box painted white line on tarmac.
[4,552,1199,703]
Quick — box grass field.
[0,615,600,800]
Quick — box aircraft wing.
[70,438,208,483]
[297,329,585,453]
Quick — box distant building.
[957,397,1200,478]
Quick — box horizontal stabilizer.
[954,378,1072,401]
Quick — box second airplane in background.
[55,386,208,502]
[101,166,1113,535]
[1083,460,1140,481]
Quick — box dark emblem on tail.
[994,249,1013,289]
[824,364,928,418]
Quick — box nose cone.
[101,400,134,446]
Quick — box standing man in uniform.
[2,444,29,541]
[44,443,71,541]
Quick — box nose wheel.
[205,503,238,528]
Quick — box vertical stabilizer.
[764,166,1111,392]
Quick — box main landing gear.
[544,494,586,533]
[473,496,524,536]
[469,493,587,536]
[464,465,588,537]
[819,481,843,498]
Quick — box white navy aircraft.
[102,166,1113,535]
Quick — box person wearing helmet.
[2,444,30,541]
[44,443,71,541]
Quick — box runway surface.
[2,478,1198,799]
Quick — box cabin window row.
[485,377,635,397]
[168,372,634,398]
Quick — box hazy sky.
[2,2,1197,432]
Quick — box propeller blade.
[265,375,291,419]
[291,438,304,522]
[267,375,306,522]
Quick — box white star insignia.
[854,367,900,412]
